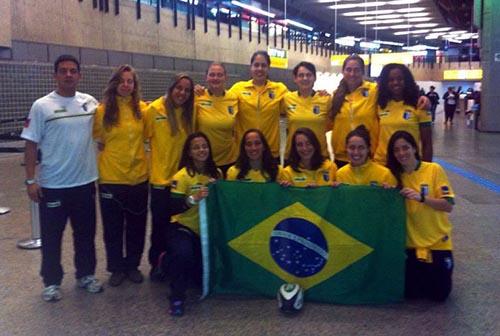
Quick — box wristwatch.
[25,179,37,186]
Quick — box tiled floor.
[0,110,499,336]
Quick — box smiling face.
[171,78,192,107]
[342,59,364,91]
[388,68,405,100]
[117,70,135,97]
[250,54,269,84]
[244,131,264,162]
[346,135,369,167]
[293,66,316,94]
[54,60,81,96]
[393,137,417,168]
[206,64,226,93]
[295,133,315,164]
[189,136,210,165]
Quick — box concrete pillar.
[0,0,12,48]
[479,0,500,131]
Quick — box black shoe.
[127,269,144,284]
[169,300,184,317]
[109,272,126,287]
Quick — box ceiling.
[250,0,475,48]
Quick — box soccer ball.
[277,283,304,314]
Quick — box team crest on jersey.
[200,101,212,107]
[403,110,412,120]
[379,110,389,117]
[155,116,167,121]
[362,88,369,97]
[293,176,307,182]
[288,104,297,111]
[268,90,275,99]
[322,171,330,182]
[420,184,429,196]
[441,185,450,195]
[242,91,252,96]
[170,180,178,189]
[313,105,320,114]
[370,181,378,187]
[227,106,234,114]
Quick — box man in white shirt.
[21,55,103,302]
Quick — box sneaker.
[127,269,144,284]
[77,275,104,293]
[42,285,62,302]
[169,300,184,317]
[108,272,126,287]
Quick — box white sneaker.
[42,285,62,302]
[77,275,104,294]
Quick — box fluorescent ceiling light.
[390,24,413,29]
[401,12,429,17]
[410,29,430,34]
[407,17,432,22]
[449,30,468,34]
[373,26,391,30]
[325,33,332,37]
[402,44,438,51]
[344,10,395,16]
[432,27,452,32]
[231,1,275,18]
[358,19,405,25]
[329,2,387,10]
[394,30,429,35]
[360,41,381,49]
[396,7,426,13]
[282,19,314,31]
[446,39,462,44]
[372,39,405,46]
[424,35,439,40]
[414,23,439,28]
[387,0,420,4]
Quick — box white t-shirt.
[21,91,98,188]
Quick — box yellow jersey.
[281,160,336,187]
[144,96,194,187]
[230,79,288,157]
[282,91,331,158]
[401,161,454,250]
[93,97,148,185]
[336,160,396,187]
[170,167,216,235]
[226,165,284,183]
[374,100,431,165]
[331,81,379,162]
[195,90,239,166]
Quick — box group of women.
[92,51,454,317]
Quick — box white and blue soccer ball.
[277,283,304,314]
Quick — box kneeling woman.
[336,125,396,187]
[163,132,221,316]
[226,129,282,182]
[387,131,455,301]
[281,127,337,187]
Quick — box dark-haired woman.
[230,51,288,160]
[336,125,396,187]
[144,73,195,280]
[329,55,429,168]
[374,63,432,165]
[387,131,454,302]
[195,62,238,176]
[281,128,336,187]
[282,62,331,160]
[93,65,148,286]
[226,129,282,182]
[163,132,221,316]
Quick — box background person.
[426,86,439,123]
[93,64,148,286]
[387,131,455,302]
[443,87,459,125]
[21,54,103,302]
[281,127,336,187]
[226,128,281,182]
[161,132,221,316]
[144,73,195,281]
[195,62,239,176]
[374,63,432,165]
[336,125,396,187]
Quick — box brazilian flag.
[201,181,406,304]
